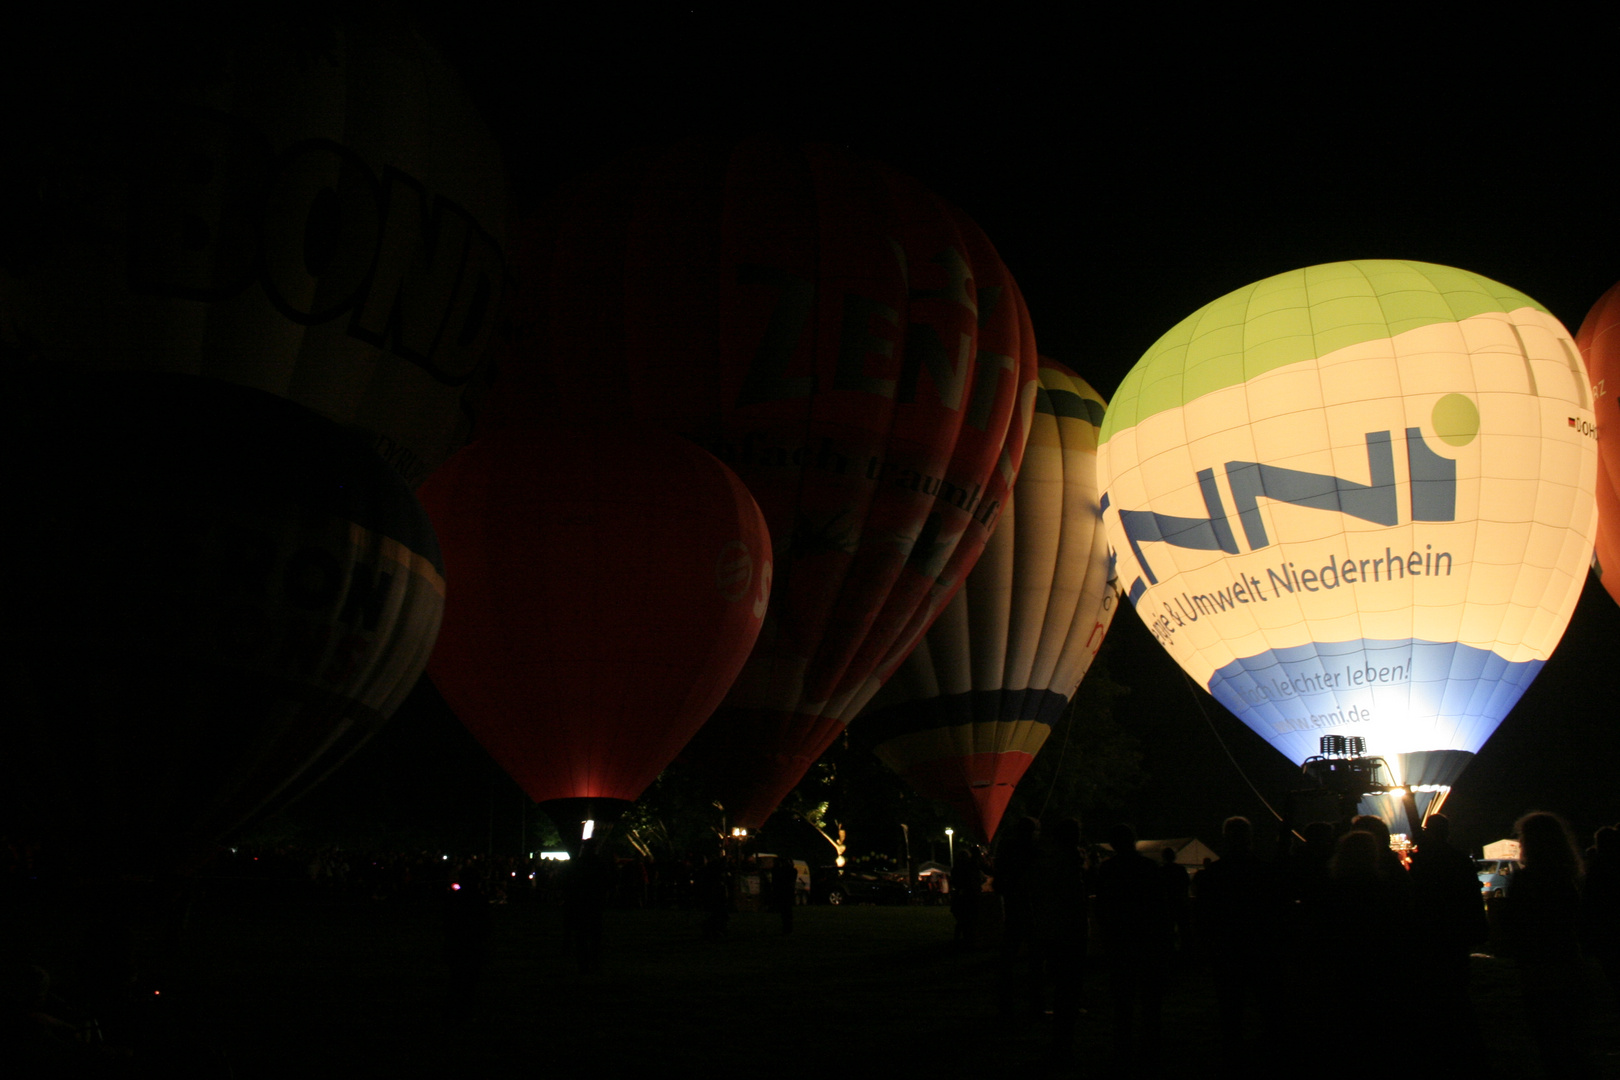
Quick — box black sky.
[410,5,1619,850]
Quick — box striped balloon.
[861,360,1118,841]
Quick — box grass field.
[9,888,1619,1078]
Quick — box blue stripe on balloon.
[1206,639,1542,769]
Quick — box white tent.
[1135,837,1218,868]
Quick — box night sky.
[411,7,1618,852]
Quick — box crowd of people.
[967,810,1619,1077]
[6,813,1617,1075]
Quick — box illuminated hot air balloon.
[860,360,1119,841]
[5,369,445,870]
[417,427,772,847]
[1097,261,1597,832]
[0,14,506,484]
[486,142,1038,828]
[1576,283,1620,607]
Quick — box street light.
[945,827,954,865]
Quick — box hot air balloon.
[485,141,1038,828]
[859,360,1119,841]
[1097,261,1597,833]
[0,13,506,484]
[1576,283,1620,608]
[416,426,772,848]
[5,369,445,871]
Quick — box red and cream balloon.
[485,142,1039,827]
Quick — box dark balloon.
[417,426,771,844]
[5,369,444,871]
[0,13,507,485]
[487,141,1038,827]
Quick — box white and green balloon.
[1097,261,1597,827]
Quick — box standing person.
[1093,823,1172,1067]
[1038,818,1089,1067]
[994,817,1043,1017]
[1407,813,1487,1070]
[1159,846,1191,962]
[950,844,986,949]
[1194,815,1280,1069]
[770,856,797,936]
[1501,811,1593,1078]
[1582,825,1620,1015]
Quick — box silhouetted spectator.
[1582,825,1620,1013]
[694,855,730,940]
[1501,811,1593,1077]
[565,839,612,974]
[771,856,797,935]
[950,845,987,949]
[1194,815,1280,1068]
[994,816,1042,1017]
[1407,813,1486,1070]
[1159,845,1191,960]
[1093,823,1171,1065]
[443,874,493,1016]
[1318,827,1412,1012]
[1037,817,1089,1065]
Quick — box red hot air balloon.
[0,13,507,484]
[5,369,445,872]
[861,361,1120,841]
[1577,283,1620,607]
[417,426,772,846]
[485,141,1039,828]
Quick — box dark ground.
[7,882,1618,1078]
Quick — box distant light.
[529,872,536,880]
[451,883,461,891]
[510,871,517,877]
[442,854,448,861]
[835,855,846,868]
[732,827,747,838]
[540,851,571,861]
[582,819,595,840]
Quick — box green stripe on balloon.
[1100,260,1549,441]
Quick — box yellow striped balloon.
[861,360,1119,840]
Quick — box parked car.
[814,866,912,906]
[1477,857,1518,899]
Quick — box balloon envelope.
[6,370,445,868]
[487,142,1038,827]
[418,427,771,823]
[1097,261,1597,826]
[1576,283,1620,607]
[861,360,1119,841]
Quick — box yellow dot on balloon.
[1432,393,1480,447]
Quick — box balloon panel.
[419,428,771,806]
[1099,262,1596,795]
[488,142,1037,826]
[6,370,444,863]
